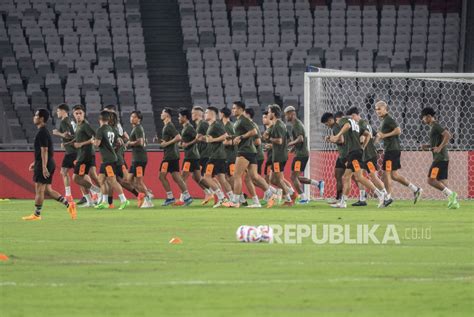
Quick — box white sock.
[287,186,294,195]
[341,195,347,203]
[239,194,246,203]
[204,188,212,195]
[216,189,225,200]
[65,186,71,197]
[252,196,260,205]
[382,188,388,195]
[408,183,418,192]
[263,188,272,200]
[91,185,100,193]
[285,194,292,202]
[310,179,319,186]
[300,193,307,200]
[227,191,234,200]
[119,194,126,203]
[233,193,240,204]
[166,191,174,199]
[101,194,108,203]
[360,190,367,201]
[374,189,384,199]
[442,187,453,197]
[182,191,190,200]
[85,194,92,204]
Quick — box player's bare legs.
[216,173,232,196]
[24,183,76,220]
[367,171,385,190]
[60,167,73,201]
[384,170,420,199]
[34,183,46,207]
[231,156,248,203]
[96,174,129,210]
[271,171,289,196]
[334,167,344,202]
[171,171,188,193]
[89,167,100,186]
[159,171,171,192]
[335,169,386,208]
[290,171,303,195]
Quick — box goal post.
[304,69,474,200]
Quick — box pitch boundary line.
[1,276,472,288]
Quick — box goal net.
[303,69,474,200]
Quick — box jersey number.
[107,132,115,145]
[349,119,360,133]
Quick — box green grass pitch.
[1,199,473,316]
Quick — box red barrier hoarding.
[1,151,472,199]
[0,151,292,199]
[310,150,473,200]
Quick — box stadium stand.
[0,0,467,143]
[180,0,464,119]
[0,0,154,143]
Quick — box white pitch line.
[4,259,473,266]
[1,276,472,288]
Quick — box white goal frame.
[303,70,474,200]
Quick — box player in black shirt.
[22,109,77,221]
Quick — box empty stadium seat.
[0,0,151,141]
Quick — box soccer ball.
[236,225,262,243]
[236,225,247,242]
[257,225,273,243]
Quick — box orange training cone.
[0,253,9,261]
[169,237,183,244]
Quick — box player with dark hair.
[203,106,233,207]
[262,110,273,182]
[223,101,276,208]
[192,106,214,204]
[71,104,101,207]
[23,109,77,220]
[421,107,459,209]
[329,108,388,208]
[156,108,192,206]
[126,110,152,207]
[106,109,149,208]
[52,103,76,202]
[346,107,389,207]
[178,108,203,191]
[220,107,237,201]
[284,105,325,204]
[103,104,117,112]
[93,111,129,210]
[264,104,297,206]
[375,101,422,205]
[321,111,346,203]
[239,108,264,207]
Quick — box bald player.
[375,101,422,206]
